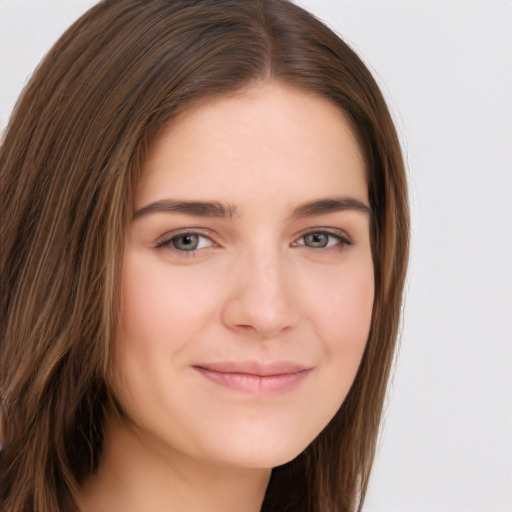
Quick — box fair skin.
[79,81,374,512]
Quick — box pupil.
[173,234,198,251]
[306,233,328,247]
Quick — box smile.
[193,362,312,396]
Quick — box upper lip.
[194,361,310,376]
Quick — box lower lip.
[194,368,312,396]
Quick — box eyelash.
[292,229,352,250]
[155,228,352,256]
[155,231,215,253]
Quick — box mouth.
[192,361,312,396]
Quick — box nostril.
[220,256,301,338]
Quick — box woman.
[0,0,409,511]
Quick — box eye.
[294,230,352,250]
[156,232,214,252]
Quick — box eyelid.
[154,226,352,255]
[155,228,218,252]
[291,227,353,248]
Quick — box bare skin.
[79,81,373,512]
[79,415,269,512]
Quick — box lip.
[193,361,312,396]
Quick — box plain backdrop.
[1,1,511,511]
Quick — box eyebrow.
[133,200,240,220]
[290,197,372,218]
[132,196,371,221]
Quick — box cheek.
[118,254,214,350]
[112,254,220,429]
[330,271,374,340]
[302,255,374,391]
[113,254,196,394]
[304,255,374,344]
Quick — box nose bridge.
[252,245,286,302]
[222,239,300,337]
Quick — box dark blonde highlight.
[0,1,409,511]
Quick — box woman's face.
[115,82,374,469]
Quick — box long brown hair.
[0,1,409,510]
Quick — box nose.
[221,249,300,339]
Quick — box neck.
[78,414,271,512]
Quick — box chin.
[205,442,307,470]
[189,416,325,470]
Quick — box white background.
[1,1,511,511]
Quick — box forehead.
[137,82,368,211]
